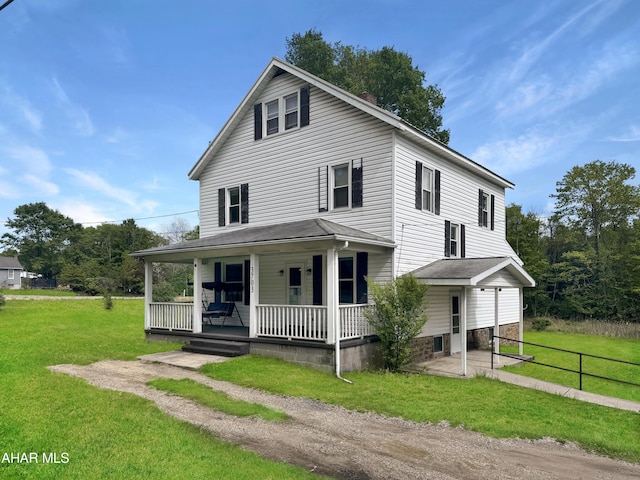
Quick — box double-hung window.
[480,193,489,227]
[333,163,350,209]
[450,223,459,257]
[445,220,465,258]
[266,100,279,136]
[284,93,298,130]
[8,269,14,280]
[228,187,240,224]
[422,167,434,212]
[224,263,243,302]
[478,189,495,229]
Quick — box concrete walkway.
[418,350,640,413]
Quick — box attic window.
[253,86,310,140]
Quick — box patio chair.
[202,301,243,327]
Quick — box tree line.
[0,202,197,298]
[508,160,640,321]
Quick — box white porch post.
[249,253,259,338]
[193,258,203,334]
[326,247,337,345]
[519,287,524,355]
[144,261,153,330]
[494,287,500,364]
[461,287,468,376]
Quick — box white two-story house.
[132,57,534,375]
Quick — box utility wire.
[82,210,199,226]
[0,0,16,12]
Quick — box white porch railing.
[340,304,375,340]
[147,302,375,341]
[256,304,328,341]
[149,302,193,331]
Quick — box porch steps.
[182,339,250,358]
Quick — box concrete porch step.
[182,339,249,357]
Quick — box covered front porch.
[132,219,395,372]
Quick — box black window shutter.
[253,104,262,140]
[490,194,495,231]
[352,158,363,208]
[356,252,368,304]
[218,188,226,227]
[415,161,423,210]
[312,255,323,305]
[318,166,328,212]
[444,220,451,257]
[478,189,484,226]
[300,86,310,127]
[241,183,249,224]
[243,259,250,305]
[460,224,466,258]
[434,169,441,215]
[214,262,222,303]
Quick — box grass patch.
[201,355,640,464]
[148,378,288,421]
[501,331,640,403]
[526,317,640,339]
[1,288,78,296]
[0,299,322,479]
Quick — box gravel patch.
[49,360,640,479]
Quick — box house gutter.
[335,241,354,384]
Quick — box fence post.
[579,353,583,391]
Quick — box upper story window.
[284,93,298,130]
[415,161,440,215]
[318,159,363,212]
[333,164,350,209]
[254,86,310,140]
[228,187,240,224]
[218,184,249,227]
[478,189,495,230]
[445,220,465,258]
[422,167,434,212]
[266,100,279,136]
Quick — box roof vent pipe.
[358,92,377,105]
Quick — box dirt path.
[49,360,640,480]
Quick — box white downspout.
[335,241,353,384]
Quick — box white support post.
[193,258,203,334]
[249,253,258,338]
[461,287,468,376]
[494,287,500,364]
[326,247,337,345]
[144,261,153,330]
[519,287,524,355]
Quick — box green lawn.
[0,299,322,480]
[501,331,640,403]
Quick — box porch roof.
[410,257,535,288]
[131,218,395,260]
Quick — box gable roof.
[410,257,535,287]
[131,218,394,260]
[188,57,514,189]
[0,256,23,270]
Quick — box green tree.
[285,29,450,144]
[366,274,429,372]
[1,202,82,278]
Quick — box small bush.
[103,293,113,310]
[0,293,5,308]
[366,274,429,372]
[531,317,551,331]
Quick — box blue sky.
[1,0,639,238]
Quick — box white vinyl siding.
[393,135,516,275]
[199,73,394,269]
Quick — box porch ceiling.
[131,218,395,262]
[410,257,535,288]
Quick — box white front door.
[451,294,461,353]
[287,264,305,305]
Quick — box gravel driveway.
[49,360,640,480]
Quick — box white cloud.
[5,145,52,175]
[472,130,560,175]
[105,126,129,144]
[51,76,95,136]
[0,85,43,134]
[607,125,640,142]
[54,199,116,226]
[20,174,59,195]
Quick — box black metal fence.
[491,335,640,391]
